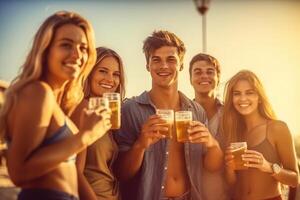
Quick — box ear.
[146,64,150,71]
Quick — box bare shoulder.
[268,120,291,141]
[13,81,56,115]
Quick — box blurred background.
[0,0,299,144]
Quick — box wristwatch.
[272,163,281,175]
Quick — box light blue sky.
[0,0,300,136]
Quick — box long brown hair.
[83,47,126,100]
[0,11,96,143]
[221,70,276,145]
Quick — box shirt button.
[161,186,165,189]
[166,152,169,155]
[164,167,167,170]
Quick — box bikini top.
[7,121,76,163]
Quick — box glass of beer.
[103,93,121,130]
[156,109,174,139]
[230,142,248,170]
[175,111,192,142]
[88,97,109,111]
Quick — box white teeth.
[99,83,113,89]
[200,82,210,85]
[64,63,78,68]
[158,72,170,76]
[239,104,250,107]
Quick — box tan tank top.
[84,131,119,200]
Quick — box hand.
[242,150,273,173]
[135,115,167,150]
[79,106,112,146]
[188,121,217,148]
[224,146,236,171]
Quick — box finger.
[244,163,261,169]
[189,120,205,127]
[244,150,262,156]
[189,132,209,142]
[188,126,208,135]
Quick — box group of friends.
[0,10,298,200]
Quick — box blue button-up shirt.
[115,91,207,200]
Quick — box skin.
[71,55,121,200]
[190,60,219,119]
[6,24,111,197]
[224,80,299,199]
[116,46,223,197]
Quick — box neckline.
[246,119,268,135]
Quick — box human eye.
[168,57,177,63]
[98,68,108,74]
[233,91,240,96]
[80,45,88,53]
[207,69,215,76]
[113,72,121,78]
[246,90,256,95]
[60,42,72,49]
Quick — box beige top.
[84,131,119,200]
[202,101,230,200]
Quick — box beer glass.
[88,97,109,111]
[156,109,174,139]
[230,142,248,170]
[175,111,192,142]
[103,93,121,130]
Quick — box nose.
[70,46,82,60]
[105,72,114,82]
[160,61,168,69]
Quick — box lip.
[98,83,114,89]
[157,71,172,76]
[199,81,210,85]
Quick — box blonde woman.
[0,11,111,200]
[71,47,126,200]
[223,70,299,200]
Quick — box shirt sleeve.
[114,100,139,152]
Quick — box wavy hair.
[83,47,126,100]
[143,30,186,70]
[0,11,96,143]
[221,70,276,145]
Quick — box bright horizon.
[0,0,299,138]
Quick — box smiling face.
[232,79,260,116]
[46,24,88,84]
[148,46,181,89]
[190,60,219,96]
[89,56,120,97]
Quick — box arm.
[115,115,166,180]
[270,121,298,187]
[224,146,238,185]
[242,121,299,187]
[7,82,111,185]
[188,121,223,171]
[71,100,97,200]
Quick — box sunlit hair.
[143,30,186,70]
[189,53,221,82]
[0,11,96,143]
[83,47,126,100]
[221,70,276,145]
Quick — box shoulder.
[17,81,55,110]
[20,81,54,100]
[268,120,291,140]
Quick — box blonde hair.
[221,70,276,145]
[0,11,96,143]
[83,47,126,100]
